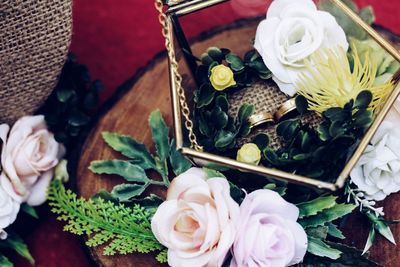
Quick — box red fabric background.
[12,1,399,266]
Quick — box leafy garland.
[48,110,384,266]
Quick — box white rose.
[350,121,400,201]
[151,168,240,267]
[0,115,64,206]
[254,0,348,96]
[0,174,21,239]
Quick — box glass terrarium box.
[158,0,400,191]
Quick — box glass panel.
[169,0,400,187]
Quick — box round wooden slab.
[77,20,400,267]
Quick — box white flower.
[0,174,21,239]
[254,0,348,96]
[0,115,64,206]
[350,121,400,201]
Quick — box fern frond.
[48,180,165,258]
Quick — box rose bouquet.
[47,0,400,267]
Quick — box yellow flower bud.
[209,64,236,91]
[236,143,261,165]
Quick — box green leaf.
[201,53,214,65]
[203,167,226,179]
[329,121,346,138]
[253,133,270,151]
[306,226,329,239]
[196,84,215,108]
[353,110,373,128]
[354,90,373,109]
[89,160,150,184]
[214,130,235,149]
[5,234,34,265]
[211,107,229,130]
[296,95,309,115]
[169,139,192,176]
[327,222,345,239]
[56,88,74,103]
[307,237,342,260]
[21,204,39,219]
[263,183,287,196]
[363,227,376,255]
[207,47,223,61]
[300,203,356,228]
[237,103,255,124]
[102,132,156,170]
[111,183,148,201]
[359,6,375,26]
[276,119,300,141]
[215,95,229,112]
[68,110,90,127]
[298,196,337,219]
[366,212,396,245]
[149,110,170,162]
[323,107,347,122]
[0,255,13,267]
[225,53,244,72]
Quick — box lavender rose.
[231,189,308,267]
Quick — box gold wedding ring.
[248,111,275,129]
[274,98,298,121]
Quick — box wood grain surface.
[77,19,400,267]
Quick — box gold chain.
[154,0,203,151]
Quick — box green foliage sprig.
[48,179,167,261]
[37,53,102,146]
[89,110,192,202]
[258,90,374,181]
[194,47,270,152]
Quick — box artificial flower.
[236,143,261,165]
[231,189,307,267]
[296,46,393,113]
[350,121,400,201]
[0,115,64,206]
[151,167,239,267]
[254,0,348,96]
[0,174,21,240]
[210,64,236,91]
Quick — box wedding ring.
[248,111,275,129]
[274,98,298,121]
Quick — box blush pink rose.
[0,115,64,206]
[151,168,240,267]
[231,190,307,267]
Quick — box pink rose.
[0,115,64,206]
[231,190,307,267]
[151,168,240,267]
[0,174,20,239]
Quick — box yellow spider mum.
[296,45,394,114]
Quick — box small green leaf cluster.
[0,232,34,267]
[37,53,102,146]
[260,91,374,181]
[297,196,356,260]
[194,47,272,152]
[89,110,192,202]
[48,180,166,260]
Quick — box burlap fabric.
[229,81,323,150]
[0,0,72,124]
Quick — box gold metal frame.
[166,0,400,191]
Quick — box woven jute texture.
[0,0,72,124]
[229,80,323,150]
